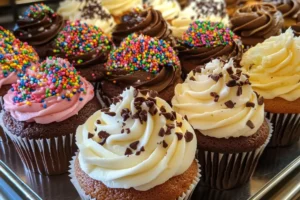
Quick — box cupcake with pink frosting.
[0,57,101,175]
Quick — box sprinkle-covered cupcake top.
[53,21,112,58]
[11,57,87,107]
[182,20,238,48]
[0,27,16,43]
[106,33,180,74]
[22,3,55,19]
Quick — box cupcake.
[47,21,113,83]
[264,0,300,28]
[70,86,200,200]
[112,7,176,46]
[225,0,261,16]
[13,4,65,59]
[177,20,243,78]
[241,29,300,147]
[146,0,181,23]
[0,57,101,175]
[98,33,182,107]
[171,0,229,39]
[102,0,143,23]
[292,13,300,36]
[57,0,116,35]
[172,58,271,190]
[231,3,284,47]
[0,27,39,142]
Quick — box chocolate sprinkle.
[226,67,234,75]
[140,146,145,152]
[149,107,158,116]
[176,132,183,140]
[121,108,131,121]
[105,112,116,116]
[88,133,94,139]
[136,151,141,156]
[185,131,194,142]
[129,141,139,150]
[226,80,237,87]
[246,120,255,129]
[237,86,242,96]
[96,120,101,124]
[160,106,166,113]
[162,140,168,148]
[257,96,264,105]
[224,100,235,108]
[246,102,255,107]
[98,131,110,139]
[125,148,133,156]
[126,128,131,134]
[210,74,220,82]
[158,128,165,137]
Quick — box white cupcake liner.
[0,111,77,175]
[197,119,273,190]
[69,153,201,200]
[265,112,300,147]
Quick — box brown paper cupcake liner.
[0,96,11,143]
[265,112,300,147]
[197,120,272,190]
[0,111,77,175]
[69,153,201,200]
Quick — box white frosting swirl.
[147,0,181,21]
[102,0,143,16]
[57,0,116,34]
[172,59,265,138]
[77,87,196,191]
[241,29,300,101]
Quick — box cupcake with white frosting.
[70,87,200,200]
[172,58,271,190]
[146,0,181,22]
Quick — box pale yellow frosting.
[102,0,143,16]
[241,29,300,101]
[77,87,196,191]
[172,59,265,138]
[147,0,181,21]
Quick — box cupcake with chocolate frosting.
[264,0,300,28]
[70,86,200,200]
[112,7,175,46]
[172,58,271,189]
[241,29,300,147]
[292,13,300,35]
[98,33,182,107]
[177,20,243,77]
[57,0,116,35]
[225,0,261,16]
[146,0,181,22]
[14,4,64,59]
[231,3,284,47]
[0,57,101,175]
[48,21,113,83]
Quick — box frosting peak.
[77,87,196,190]
[172,58,265,138]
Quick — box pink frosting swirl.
[0,72,18,88]
[3,57,94,124]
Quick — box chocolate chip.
[243,73,250,78]
[214,95,220,102]
[176,132,183,140]
[244,79,251,85]
[135,97,146,103]
[147,97,157,104]
[105,112,116,116]
[165,128,171,135]
[246,120,255,129]
[236,69,242,74]
[96,120,101,124]
[162,112,173,120]
[185,131,194,142]
[126,128,131,134]
[237,86,242,96]
[149,107,158,116]
[101,108,109,112]
[210,92,218,97]
[129,141,139,150]
[99,138,107,146]
[225,100,235,108]
[226,67,234,75]
[210,74,220,82]
[121,108,131,121]
[158,128,165,137]
[125,148,133,156]
[230,74,240,80]
[162,140,168,148]
[257,96,264,105]
[176,121,182,127]
[226,80,237,87]
[184,115,188,120]
[149,90,158,98]
[98,131,110,139]
[166,124,175,129]
[145,100,154,108]
[88,133,94,139]
[140,146,145,152]
[136,151,141,156]
[160,106,166,113]
[246,102,255,107]
[190,76,196,81]
[170,111,177,121]
[139,110,147,122]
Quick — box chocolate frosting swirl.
[292,13,300,35]
[264,0,300,18]
[231,3,284,46]
[112,8,175,46]
[14,5,64,46]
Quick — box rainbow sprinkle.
[23,3,54,19]
[182,20,238,48]
[0,27,38,78]
[11,57,86,107]
[106,33,180,74]
[53,21,112,62]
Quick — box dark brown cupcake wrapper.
[0,96,10,143]
[265,112,300,147]
[69,153,201,200]
[0,111,77,175]
[197,121,272,190]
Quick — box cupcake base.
[0,85,12,143]
[69,154,200,200]
[265,112,300,147]
[196,119,272,190]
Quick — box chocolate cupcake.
[57,0,116,35]
[171,0,229,39]
[0,27,39,142]
[13,4,64,59]
[172,58,271,190]
[241,29,300,147]
[225,0,262,16]
[292,13,300,35]
[177,20,243,77]
[69,86,200,200]
[146,0,181,22]
[112,7,175,46]
[231,3,284,47]
[98,33,182,107]
[264,0,300,28]
[47,21,113,83]
[0,57,101,175]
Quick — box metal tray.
[0,141,299,200]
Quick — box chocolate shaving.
[98,131,110,139]
[257,96,264,105]
[129,141,139,150]
[126,128,131,134]
[165,127,171,135]
[176,121,182,127]
[140,146,145,152]
[160,106,166,113]
[96,120,101,124]
[246,102,255,107]
[149,107,158,116]
[185,131,194,142]
[105,112,116,116]
[224,100,235,108]
[88,133,94,139]
[121,108,131,121]
[125,148,133,156]
[226,67,234,75]
[190,76,196,81]
[158,128,165,137]
[237,86,242,96]
[246,120,255,129]
[162,140,168,148]
[210,74,220,82]
[176,132,183,140]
